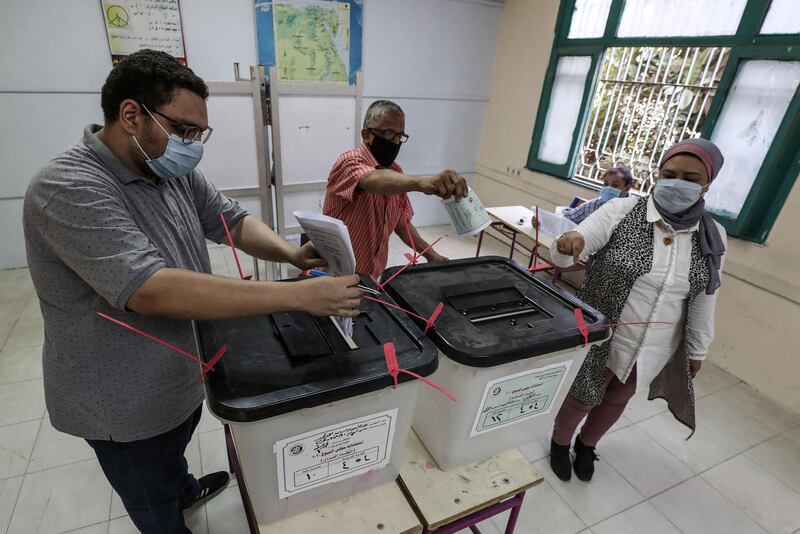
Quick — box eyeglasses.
[142,105,214,144]
[368,128,409,144]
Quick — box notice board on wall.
[254,0,363,84]
[100,0,187,64]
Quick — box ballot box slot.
[442,279,553,325]
[272,312,355,362]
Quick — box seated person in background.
[561,167,633,224]
[323,100,468,279]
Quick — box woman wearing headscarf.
[547,139,727,482]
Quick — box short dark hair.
[363,100,404,128]
[605,166,634,187]
[101,49,209,123]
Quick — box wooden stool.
[398,432,542,534]
[259,481,423,534]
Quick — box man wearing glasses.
[323,100,469,279]
[23,50,361,533]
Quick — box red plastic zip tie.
[424,302,444,335]
[404,252,420,265]
[97,312,227,374]
[573,308,673,347]
[574,309,589,347]
[379,236,443,291]
[362,295,429,322]
[220,213,252,281]
[383,342,456,401]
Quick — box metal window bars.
[575,46,729,193]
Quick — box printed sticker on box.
[274,409,398,498]
[470,361,572,437]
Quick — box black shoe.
[573,436,598,482]
[183,471,230,510]
[549,440,572,481]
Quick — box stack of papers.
[533,206,577,236]
[293,211,357,346]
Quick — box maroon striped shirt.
[323,143,414,279]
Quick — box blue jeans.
[87,405,203,533]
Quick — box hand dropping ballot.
[293,211,358,345]
[442,187,491,236]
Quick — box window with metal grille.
[576,46,729,193]
[527,0,800,243]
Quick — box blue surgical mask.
[132,107,204,179]
[653,179,702,214]
[599,186,621,203]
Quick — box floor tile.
[0,344,43,385]
[746,433,800,494]
[0,379,46,426]
[651,476,768,534]
[2,318,44,351]
[519,436,550,463]
[693,361,740,399]
[205,485,249,534]
[622,391,667,423]
[489,480,586,534]
[0,476,23,533]
[19,295,42,321]
[0,419,40,480]
[200,428,233,480]
[0,301,25,325]
[68,522,109,534]
[108,516,139,534]
[532,457,643,526]
[599,425,693,498]
[592,501,680,534]
[703,455,800,534]
[697,386,796,453]
[0,321,15,346]
[0,268,31,283]
[637,412,740,473]
[0,278,35,303]
[28,417,95,472]
[198,402,224,434]
[8,459,112,533]
[456,518,500,534]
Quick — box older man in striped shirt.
[323,100,468,279]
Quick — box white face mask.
[653,179,703,213]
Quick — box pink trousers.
[552,365,637,447]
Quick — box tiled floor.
[0,225,799,533]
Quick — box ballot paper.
[442,187,492,236]
[293,211,357,343]
[533,206,577,236]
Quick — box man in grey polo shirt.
[23,50,361,533]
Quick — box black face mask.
[368,135,401,168]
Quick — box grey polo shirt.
[23,124,247,442]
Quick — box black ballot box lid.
[382,256,610,368]
[196,275,438,423]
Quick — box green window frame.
[527,0,800,243]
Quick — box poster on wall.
[254,0,363,84]
[100,0,187,64]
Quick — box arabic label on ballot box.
[470,360,573,437]
[274,409,398,498]
[442,187,492,236]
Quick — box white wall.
[361,0,502,226]
[0,0,502,268]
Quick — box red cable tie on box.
[573,308,673,347]
[220,213,252,281]
[97,312,227,374]
[379,236,443,291]
[574,308,590,347]
[383,342,456,401]
[424,302,444,335]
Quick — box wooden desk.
[398,432,543,533]
[260,481,423,534]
